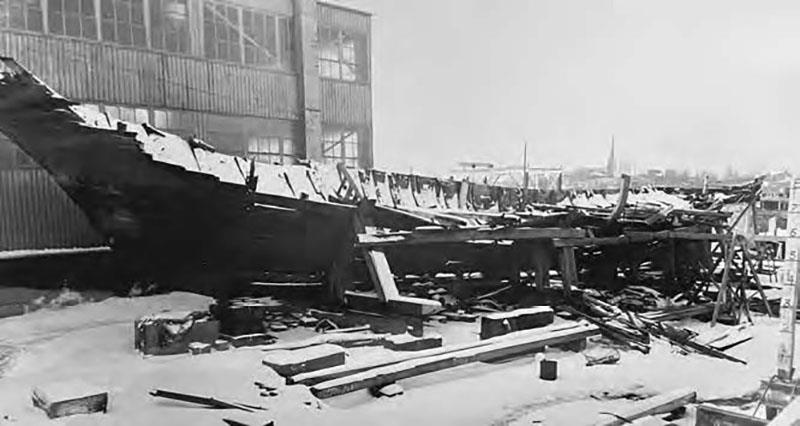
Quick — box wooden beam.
[594,388,696,426]
[560,247,578,297]
[363,250,400,301]
[553,231,725,247]
[311,323,599,398]
[608,174,631,223]
[357,227,587,248]
[344,291,442,317]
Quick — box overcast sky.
[335,0,800,175]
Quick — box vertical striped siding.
[0,169,102,251]
[320,79,371,126]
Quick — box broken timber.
[310,322,599,398]
[594,388,696,426]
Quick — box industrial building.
[0,0,373,251]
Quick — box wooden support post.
[608,174,631,223]
[712,237,735,326]
[531,240,553,291]
[560,247,577,297]
[743,246,775,317]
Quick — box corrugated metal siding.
[0,169,103,251]
[320,79,371,126]
[0,31,299,120]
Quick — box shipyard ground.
[0,290,786,426]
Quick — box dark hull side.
[0,60,355,283]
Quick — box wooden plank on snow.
[594,388,696,426]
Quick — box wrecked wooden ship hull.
[0,57,765,301]
[0,58,355,285]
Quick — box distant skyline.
[334,0,800,176]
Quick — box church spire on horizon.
[606,134,617,176]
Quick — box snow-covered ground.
[0,292,790,425]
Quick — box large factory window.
[100,0,146,47]
[242,8,277,66]
[322,129,359,167]
[319,26,366,82]
[201,1,293,70]
[203,1,240,63]
[47,0,96,39]
[247,137,296,165]
[4,0,44,32]
[150,0,189,53]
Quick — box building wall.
[0,0,372,250]
[317,2,372,168]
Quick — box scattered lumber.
[289,322,586,386]
[261,332,390,351]
[559,305,650,354]
[262,344,346,377]
[641,319,747,364]
[695,325,753,351]
[311,322,599,398]
[594,388,696,426]
[695,404,767,426]
[640,303,714,322]
[480,306,555,339]
[149,389,263,412]
[32,381,108,418]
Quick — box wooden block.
[213,339,231,351]
[480,307,555,339]
[263,344,346,377]
[695,404,767,426]
[384,333,443,351]
[32,381,108,418]
[595,388,696,426]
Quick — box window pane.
[47,0,63,34]
[264,14,276,63]
[65,13,81,36]
[134,108,148,123]
[26,0,43,31]
[278,17,293,70]
[282,139,294,156]
[105,105,119,119]
[247,138,260,153]
[153,110,167,127]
